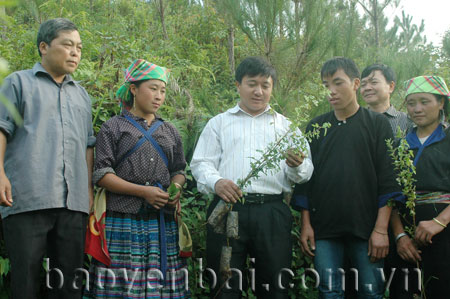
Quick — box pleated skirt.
[84,210,190,298]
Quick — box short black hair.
[321,57,360,80]
[235,56,277,85]
[361,64,396,84]
[37,18,78,57]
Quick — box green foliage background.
[0,0,449,297]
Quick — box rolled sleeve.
[94,121,117,177]
[170,169,185,178]
[0,75,21,137]
[93,167,115,185]
[87,134,96,148]
[0,119,14,138]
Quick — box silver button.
[150,158,154,162]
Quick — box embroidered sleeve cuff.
[291,194,309,211]
[378,192,405,208]
[93,167,115,186]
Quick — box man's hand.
[368,229,389,262]
[214,179,242,203]
[415,220,444,247]
[0,172,13,207]
[300,223,316,257]
[396,235,421,263]
[142,186,169,209]
[285,149,305,168]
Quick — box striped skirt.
[84,210,190,298]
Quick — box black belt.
[242,193,283,204]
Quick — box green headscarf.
[116,59,170,107]
[404,75,450,99]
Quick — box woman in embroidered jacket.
[85,59,190,298]
[390,75,450,298]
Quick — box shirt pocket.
[66,96,92,143]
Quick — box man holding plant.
[191,56,313,298]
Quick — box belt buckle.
[244,193,267,204]
[256,194,265,204]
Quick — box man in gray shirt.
[0,18,95,298]
[360,63,413,135]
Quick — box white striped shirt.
[190,104,313,195]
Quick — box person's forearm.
[86,147,94,189]
[301,209,312,227]
[390,210,405,236]
[0,131,7,173]
[97,173,146,198]
[0,130,13,206]
[390,209,406,236]
[374,205,392,232]
[171,173,185,188]
[435,205,450,227]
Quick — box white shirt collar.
[228,103,272,117]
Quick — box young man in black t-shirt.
[292,57,401,298]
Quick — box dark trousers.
[385,230,450,299]
[2,208,87,299]
[206,197,293,299]
[384,249,418,299]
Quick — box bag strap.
[116,115,168,167]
